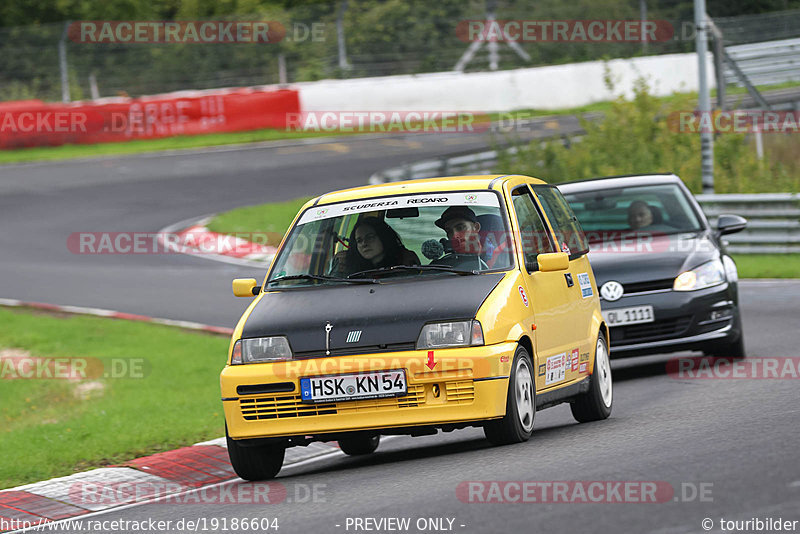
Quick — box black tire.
[483,345,535,445]
[338,433,380,456]
[226,427,285,481]
[571,331,613,423]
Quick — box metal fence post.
[695,1,714,193]
[708,18,726,110]
[59,21,71,103]
[278,54,288,85]
[640,0,648,54]
[88,72,100,100]
[337,0,350,71]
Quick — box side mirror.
[538,252,569,272]
[717,214,747,236]
[232,278,260,297]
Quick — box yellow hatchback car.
[221,175,612,480]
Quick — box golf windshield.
[267,192,514,287]
[563,184,703,240]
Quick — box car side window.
[533,185,590,257]
[511,186,555,271]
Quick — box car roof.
[314,174,547,205]
[556,173,682,194]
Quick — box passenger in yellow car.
[339,218,419,275]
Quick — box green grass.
[206,196,313,238]
[714,79,800,98]
[0,307,230,489]
[731,254,800,279]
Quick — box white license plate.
[300,370,407,403]
[602,305,655,326]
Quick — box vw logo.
[600,281,624,301]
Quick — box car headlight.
[722,255,738,283]
[231,337,293,364]
[416,320,484,349]
[673,259,726,291]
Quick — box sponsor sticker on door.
[545,353,567,385]
[577,272,593,298]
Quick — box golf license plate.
[300,370,407,403]
[602,305,655,327]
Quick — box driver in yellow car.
[435,206,482,254]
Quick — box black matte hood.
[587,231,720,286]
[242,274,505,356]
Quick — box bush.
[498,75,800,193]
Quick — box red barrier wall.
[0,88,300,149]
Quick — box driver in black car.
[435,206,483,255]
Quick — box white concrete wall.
[294,52,715,112]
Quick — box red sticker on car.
[518,286,528,307]
[571,348,579,372]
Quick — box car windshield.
[267,191,514,287]
[562,184,703,241]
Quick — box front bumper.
[221,342,516,440]
[603,282,741,358]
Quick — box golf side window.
[533,185,590,258]
[511,186,555,272]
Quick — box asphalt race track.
[2,129,799,533]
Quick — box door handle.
[564,273,574,287]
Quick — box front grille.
[293,342,416,359]
[240,384,426,421]
[621,279,674,295]
[240,395,337,420]
[610,316,692,345]
[445,381,475,403]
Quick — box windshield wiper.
[268,274,377,285]
[347,264,478,279]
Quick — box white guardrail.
[370,152,800,254]
[724,38,800,88]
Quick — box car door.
[532,184,597,379]
[507,183,574,392]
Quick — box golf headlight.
[416,320,484,349]
[673,259,726,291]
[722,255,738,283]
[231,337,292,364]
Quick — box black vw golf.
[558,174,747,359]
